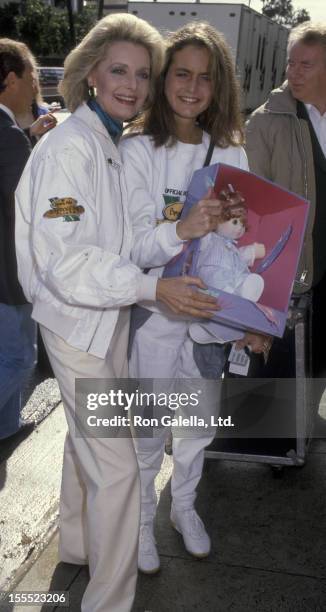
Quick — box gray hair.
[288,22,326,61]
[60,13,164,112]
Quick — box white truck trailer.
[127,1,289,112]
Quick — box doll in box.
[196,186,266,302]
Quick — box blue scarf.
[87,98,123,143]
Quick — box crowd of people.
[0,13,325,612]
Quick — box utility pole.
[98,0,104,20]
[66,0,76,47]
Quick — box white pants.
[130,312,222,525]
[41,309,140,612]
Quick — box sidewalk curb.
[0,404,66,591]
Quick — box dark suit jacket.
[0,107,31,304]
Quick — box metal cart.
[205,294,314,472]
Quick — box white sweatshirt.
[120,131,248,311]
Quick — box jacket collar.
[264,81,297,115]
[0,104,16,125]
[73,102,115,142]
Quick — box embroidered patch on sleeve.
[156,196,184,225]
[163,197,184,221]
[43,197,85,222]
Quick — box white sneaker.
[170,507,211,558]
[138,523,160,574]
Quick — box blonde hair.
[28,54,45,106]
[60,13,164,112]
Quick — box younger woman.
[120,22,267,574]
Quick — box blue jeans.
[0,303,37,439]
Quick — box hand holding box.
[163,163,310,338]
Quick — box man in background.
[246,22,326,416]
[0,38,55,439]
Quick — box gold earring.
[88,84,95,98]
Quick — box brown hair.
[0,38,35,93]
[130,22,244,147]
[218,186,248,229]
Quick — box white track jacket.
[15,104,156,358]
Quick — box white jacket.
[15,103,156,358]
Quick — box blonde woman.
[15,14,219,612]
